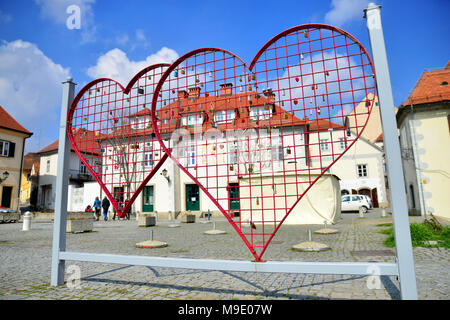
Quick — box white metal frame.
[51,4,417,299]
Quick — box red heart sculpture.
[151,24,376,261]
[67,64,170,218]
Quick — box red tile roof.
[103,90,308,140]
[375,133,383,142]
[38,129,102,155]
[401,65,450,106]
[0,105,32,136]
[308,118,344,131]
[23,152,40,171]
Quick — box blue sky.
[0,0,449,153]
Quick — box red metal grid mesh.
[67,64,170,218]
[152,25,376,261]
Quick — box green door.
[142,186,154,212]
[185,184,200,211]
[228,183,240,211]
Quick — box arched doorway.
[359,188,371,197]
[357,188,379,208]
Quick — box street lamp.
[161,168,170,182]
[0,171,9,184]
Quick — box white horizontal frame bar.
[59,251,399,276]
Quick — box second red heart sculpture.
[151,24,376,261]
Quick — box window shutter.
[8,142,15,158]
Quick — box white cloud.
[34,0,97,43]
[86,47,179,85]
[0,10,12,23]
[0,40,70,152]
[324,0,370,26]
[135,29,147,43]
[115,34,129,46]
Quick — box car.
[341,195,371,213]
[0,206,15,213]
[0,206,19,223]
[362,195,374,209]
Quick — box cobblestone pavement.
[0,209,448,300]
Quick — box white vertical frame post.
[364,3,418,299]
[50,77,76,286]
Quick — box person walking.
[112,196,120,220]
[101,196,110,221]
[124,198,130,220]
[93,196,101,221]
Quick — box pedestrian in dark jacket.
[101,196,110,221]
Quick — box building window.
[185,114,202,126]
[229,144,238,163]
[409,184,416,208]
[339,138,346,150]
[250,107,270,121]
[215,110,235,123]
[46,160,50,173]
[357,164,368,178]
[0,140,14,158]
[80,160,88,174]
[272,145,283,161]
[189,147,196,166]
[320,139,330,152]
[144,153,153,168]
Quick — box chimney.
[178,90,188,99]
[220,83,233,96]
[445,60,450,70]
[188,86,201,98]
[267,92,275,104]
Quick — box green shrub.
[409,223,435,246]
[379,222,450,248]
[440,227,450,248]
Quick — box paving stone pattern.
[0,209,448,300]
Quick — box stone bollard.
[381,208,387,217]
[359,207,365,218]
[22,211,31,231]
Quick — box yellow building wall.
[20,169,31,203]
[413,111,450,219]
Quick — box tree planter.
[181,214,195,223]
[66,219,93,233]
[138,214,156,227]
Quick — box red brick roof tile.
[0,105,32,136]
[401,66,450,106]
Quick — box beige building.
[37,131,102,211]
[397,61,450,220]
[0,106,32,211]
[347,93,382,143]
[307,95,389,207]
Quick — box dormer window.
[215,110,235,123]
[183,114,202,126]
[250,106,271,120]
[131,116,147,129]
